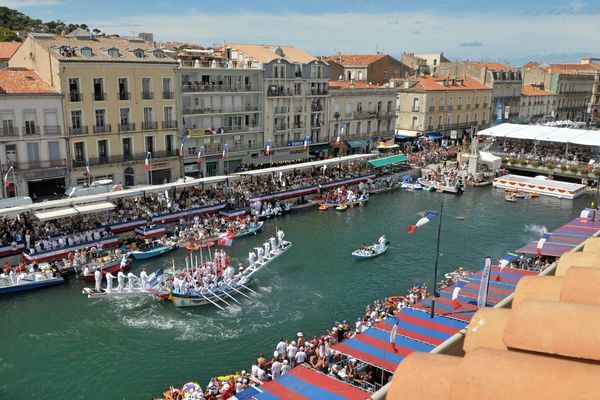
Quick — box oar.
[238,282,258,295]
[225,283,252,299]
[207,289,232,307]
[220,287,241,304]
[199,293,225,311]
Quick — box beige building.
[327,80,396,154]
[395,76,492,139]
[324,54,413,85]
[9,31,180,187]
[519,84,557,123]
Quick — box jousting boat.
[128,239,177,260]
[79,256,130,282]
[231,221,264,239]
[0,266,64,294]
[352,241,389,259]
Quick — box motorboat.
[230,221,264,239]
[0,266,64,294]
[128,239,177,260]
[352,242,389,259]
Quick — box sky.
[7,0,600,65]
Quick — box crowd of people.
[405,141,463,167]
[486,138,593,167]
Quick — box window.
[466,114,470,124]
[428,116,433,127]
[165,135,173,154]
[345,103,351,116]
[162,78,173,99]
[153,50,164,58]
[68,78,81,101]
[357,102,363,112]
[448,96,453,106]
[1,114,14,135]
[74,142,85,161]
[438,115,443,127]
[71,110,82,131]
[80,47,92,57]
[475,96,479,105]
[145,136,155,154]
[98,140,108,161]
[24,110,36,134]
[411,116,418,129]
[482,111,487,123]
[108,48,119,58]
[474,112,478,122]
[143,107,153,124]
[93,78,104,101]
[466,96,471,105]
[134,50,144,58]
[456,115,460,124]
[48,141,60,161]
[164,106,173,123]
[457,96,462,106]
[95,109,106,127]
[118,78,129,100]
[122,138,132,158]
[27,142,39,163]
[142,77,152,99]
[120,108,130,126]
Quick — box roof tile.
[0,70,58,94]
[324,54,386,66]
[0,42,21,60]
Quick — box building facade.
[395,76,492,138]
[523,65,594,121]
[439,62,522,123]
[327,80,396,154]
[0,69,67,199]
[414,53,450,76]
[519,84,557,123]
[175,48,264,176]
[324,54,413,85]
[10,31,180,187]
[400,53,429,75]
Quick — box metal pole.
[594,180,599,221]
[429,200,444,318]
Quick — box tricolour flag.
[408,212,438,234]
[196,151,202,165]
[3,166,13,189]
[144,152,151,171]
[303,137,309,150]
[452,280,469,310]
[477,257,492,309]
[147,268,164,287]
[588,159,595,169]
[336,126,344,145]
[179,143,184,157]
[536,233,550,256]
[222,143,228,159]
[85,158,90,178]
[265,140,271,156]
[496,252,517,281]
[217,231,234,247]
[580,209,592,224]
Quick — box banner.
[495,98,503,124]
[477,256,492,308]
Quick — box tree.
[0,27,18,42]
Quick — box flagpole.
[149,153,153,186]
[429,199,444,319]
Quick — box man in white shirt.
[251,361,260,378]
[271,357,282,380]
[275,338,287,357]
[281,359,291,375]
[286,340,298,366]
[295,347,306,365]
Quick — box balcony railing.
[483,103,489,108]
[294,106,303,113]
[474,103,480,108]
[69,92,83,102]
[273,106,288,114]
[22,126,39,135]
[141,91,154,100]
[457,105,463,110]
[293,122,304,129]
[93,124,111,134]
[142,121,158,130]
[119,91,130,101]
[466,104,472,109]
[274,124,288,131]
[309,89,328,96]
[181,84,261,93]
[44,125,62,135]
[439,106,445,112]
[186,125,262,136]
[411,106,420,112]
[118,123,135,132]
[311,104,324,112]
[268,87,293,97]
[73,151,179,167]
[7,159,67,171]
[428,106,435,112]
[354,111,378,119]
[162,91,174,99]
[93,92,106,101]
[447,105,454,112]
[311,122,324,128]
[162,121,178,129]
[69,126,88,135]
[183,106,261,115]
[0,126,18,136]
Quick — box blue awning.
[345,140,369,149]
[427,132,443,139]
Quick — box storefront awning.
[395,129,419,138]
[427,132,443,139]
[345,140,369,149]
[368,154,408,168]
[309,143,331,152]
[34,207,78,221]
[73,202,116,215]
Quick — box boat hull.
[0,277,65,294]
[232,222,264,239]
[352,244,389,259]
[79,261,130,282]
[129,244,177,260]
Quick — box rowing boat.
[79,257,130,282]
[231,221,264,239]
[0,266,64,294]
[128,241,177,260]
[505,194,517,202]
[352,243,389,259]
[336,204,348,211]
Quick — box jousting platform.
[493,174,586,199]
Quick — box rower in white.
[120,255,127,269]
[127,272,137,293]
[378,235,387,252]
[248,251,256,268]
[117,270,126,293]
[105,272,115,294]
[94,269,102,292]
[277,228,285,248]
[140,268,148,290]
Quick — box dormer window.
[134,50,144,58]
[80,47,93,57]
[107,48,119,58]
[153,50,164,59]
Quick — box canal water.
[1,187,591,399]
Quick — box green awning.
[345,140,369,149]
[309,143,331,152]
[368,154,408,168]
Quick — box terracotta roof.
[0,42,21,60]
[467,61,514,71]
[324,54,386,66]
[226,43,316,64]
[0,69,58,94]
[403,75,491,91]
[522,61,541,70]
[522,85,555,96]
[29,35,177,64]
[549,63,600,73]
[328,80,385,89]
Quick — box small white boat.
[0,267,64,294]
[352,243,389,259]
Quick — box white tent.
[477,123,600,147]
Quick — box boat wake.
[524,224,548,236]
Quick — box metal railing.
[162,121,178,129]
[69,126,88,135]
[44,125,62,135]
[267,88,293,97]
[273,106,288,114]
[8,159,67,170]
[439,106,445,112]
[141,91,154,100]
[142,121,158,130]
[181,84,261,93]
[447,105,454,112]
[162,91,174,99]
[118,123,135,132]
[293,122,304,129]
[73,150,179,167]
[22,126,39,135]
[309,89,328,95]
[93,92,106,101]
[69,92,83,102]
[311,104,324,112]
[411,106,420,112]
[93,124,111,134]
[186,125,262,136]
[183,106,261,115]
[428,106,435,112]
[274,124,288,131]
[119,91,130,101]
[0,126,18,136]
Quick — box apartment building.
[395,76,492,138]
[414,53,450,76]
[218,43,328,165]
[401,53,429,75]
[9,31,180,187]
[324,54,413,85]
[519,84,557,123]
[327,80,396,154]
[523,64,594,121]
[439,61,522,122]
[175,46,264,176]
[0,69,67,198]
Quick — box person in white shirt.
[140,268,148,290]
[251,361,260,378]
[256,367,267,381]
[286,340,298,361]
[271,357,282,379]
[276,338,287,357]
[94,269,102,292]
[281,359,291,375]
[295,347,306,365]
[117,270,126,293]
[390,319,399,351]
[105,272,115,293]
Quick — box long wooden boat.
[352,243,389,259]
[79,258,130,282]
[231,222,264,239]
[417,178,462,194]
[0,269,64,294]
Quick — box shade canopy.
[73,202,116,215]
[34,207,78,221]
[235,154,375,177]
[368,154,408,168]
[477,123,600,146]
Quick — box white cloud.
[89,9,600,63]
[2,0,62,7]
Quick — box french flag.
[496,252,517,281]
[218,231,234,247]
[196,148,203,166]
[222,143,228,159]
[265,140,271,156]
[3,165,13,189]
[144,152,151,171]
[336,126,343,145]
[303,137,309,150]
[452,280,469,310]
[536,233,550,256]
[580,209,592,224]
[408,212,438,234]
[85,158,90,178]
[588,159,595,169]
[179,143,184,157]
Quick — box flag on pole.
[265,140,271,156]
[179,143,184,157]
[217,231,234,246]
[222,143,228,159]
[3,165,13,189]
[303,136,309,150]
[452,280,469,310]
[408,212,438,234]
[85,158,91,178]
[477,257,492,309]
[580,209,592,223]
[144,152,151,171]
[196,151,202,165]
[147,268,164,287]
[496,252,517,281]
[536,233,550,256]
[588,159,595,169]
[336,125,344,145]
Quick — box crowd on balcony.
[488,139,593,168]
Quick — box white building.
[415,52,450,76]
[519,84,557,123]
[0,69,67,199]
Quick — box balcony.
[93,92,106,101]
[294,90,302,96]
[187,125,262,136]
[0,126,18,136]
[483,103,489,108]
[268,87,293,97]
[457,105,463,110]
[22,126,39,135]
[294,106,303,113]
[69,92,83,102]
[6,159,67,171]
[274,124,288,131]
[44,125,62,135]
[162,91,174,99]
[93,124,111,134]
[447,105,454,112]
[293,122,304,129]
[118,123,135,132]
[380,111,394,118]
[474,103,480,108]
[411,106,420,112]
[141,91,154,100]
[466,104,472,110]
[309,89,328,96]
[311,104,324,112]
[142,121,158,130]
[311,122,324,129]
[182,84,261,93]
[428,106,435,112]
[119,91,130,101]
[69,126,88,135]
[183,105,261,115]
[273,106,288,114]
[162,121,178,129]
[73,151,179,167]
[439,106,445,112]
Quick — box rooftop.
[328,80,386,90]
[324,54,386,66]
[226,42,317,64]
[466,61,514,71]
[0,69,58,94]
[522,85,555,97]
[0,42,21,60]
[549,63,600,73]
[400,76,491,92]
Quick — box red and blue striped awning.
[516,218,600,256]
[234,365,369,400]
